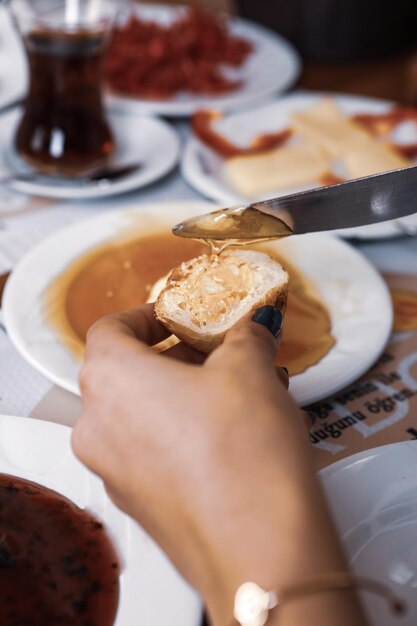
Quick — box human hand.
[72,304,355,625]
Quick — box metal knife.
[172,165,417,240]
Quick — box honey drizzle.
[204,237,281,255]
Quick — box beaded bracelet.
[233,572,406,626]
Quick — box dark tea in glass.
[10,0,119,176]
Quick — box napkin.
[0,322,52,417]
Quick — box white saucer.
[106,4,300,117]
[0,7,27,109]
[3,200,393,406]
[181,92,417,239]
[321,441,417,626]
[0,108,180,199]
[0,413,201,626]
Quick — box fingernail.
[252,306,282,338]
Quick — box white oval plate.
[320,441,417,626]
[0,413,201,626]
[0,7,27,109]
[181,92,417,239]
[3,200,392,406]
[0,108,180,199]
[106,4,300,117]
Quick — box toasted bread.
[155,249,288,352]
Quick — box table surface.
[0,116,416,425]
[1,58,417,626]
[1,12,416,625]
[0,1,416,445]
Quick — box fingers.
[164,342,207,364]
[146,330,206,363]
[207,305,283,372]
[276,366,289,389]
[83,304,208,380]
[84,303,286,378]
[85,303,170,356]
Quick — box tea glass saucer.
[0,108,180,199]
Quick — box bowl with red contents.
[0,414,201,626]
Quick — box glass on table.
[9,0,122,176]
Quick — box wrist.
[191,469,347,626]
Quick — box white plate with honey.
[182,92,417,240]
[3,200,393,406]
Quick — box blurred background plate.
[0,6,27,110]
[3,201,393,406]
[321,441,417,626]
[0,108,180,199]
[181,91,417,239]
[106,3,300,117]
[0,413,201,626]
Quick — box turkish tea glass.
[10,0,121,176]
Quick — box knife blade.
[173,165,417,240]
[252,164,417,234]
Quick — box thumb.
[207,305,283,371]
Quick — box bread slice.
[155,249,289,353]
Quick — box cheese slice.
[291,98,374,159]
[222,143,329,198]
[342,143,410,179]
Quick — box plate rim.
[287,232,393,405]
[3,200,393,406]
[319,440,417,480]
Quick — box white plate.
[3,200,393,406]
[320,441,417,626]
[0,7,27,109]
[0,108,180,199]
[0,413,201,626]
[106,4,300,117]
[181,92,417,239]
